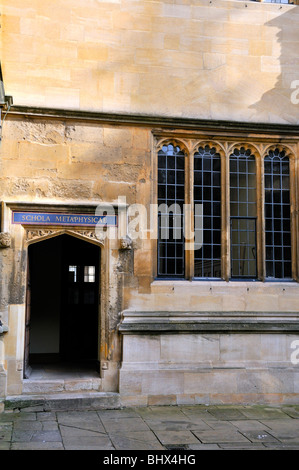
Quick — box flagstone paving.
[1,404,299,450]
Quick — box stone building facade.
[0,0,299,409]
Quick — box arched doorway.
[24,234,101,378]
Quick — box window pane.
[194,147,221,278]
[84,266,95,283]
[264,150,291,279]
[231,218,257,278]
[68,265,77,283]
[230,148,257,279]
[157,144,185,277]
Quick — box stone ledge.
[8,105,299,136]
[120,361,298,371]
[5,201,127,213]
[118,311,299,334]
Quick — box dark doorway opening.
[25,234,100,378]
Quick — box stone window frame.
[153,133,298,283]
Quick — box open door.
[25,234,100,372]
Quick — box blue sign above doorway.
[12,211,118,227]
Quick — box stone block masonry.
[1,0,299,124]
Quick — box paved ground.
[1,404,299,450]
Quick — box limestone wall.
[125,280,299,313]
[1,108,299,401]
[120,332,299,406]
[2,117,299,317]
[0,116,151,396]
[0,117,150,205]
[1,0,299,124]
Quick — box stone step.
[22,378,102,395]
[3,392,121,412]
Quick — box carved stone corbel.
[0,320,8,335]
[119,236,133,250]
[0,232,11,248]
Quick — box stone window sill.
[118,310,299,334]
[151,279,299,291]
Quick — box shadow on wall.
[250,5,299,124]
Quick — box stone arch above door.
[25,227,105,247]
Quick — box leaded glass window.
[157,144,185,277]
[264,149,292,279]
[230,147,257,279]
[194,145,221,278]
[156,139,296,282]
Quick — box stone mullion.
[290,151,298,281]
[152,134,159,278]
[259,147,266,281]
[255,147,264,281]
[223,142,230,281]
[296,143,299,281]
[184,143,193,280]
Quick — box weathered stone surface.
[192,429,251,444]
[144,417,211,432]
[4,392,121,412]
[239,430,279,443]
[11,441,64,450]
[2,1,299,123]
[0,233,11,248]
[62,435,114,450]
[101,417,149,433]
[188,443,220,450]
[122,335,160,363]
[22,381,64,395]
[1,404,299,449]
[109,431,164,450]
[57,411,106,433]
[13,420,42,431]
[154,430,200,445]
[0,441,11,450]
